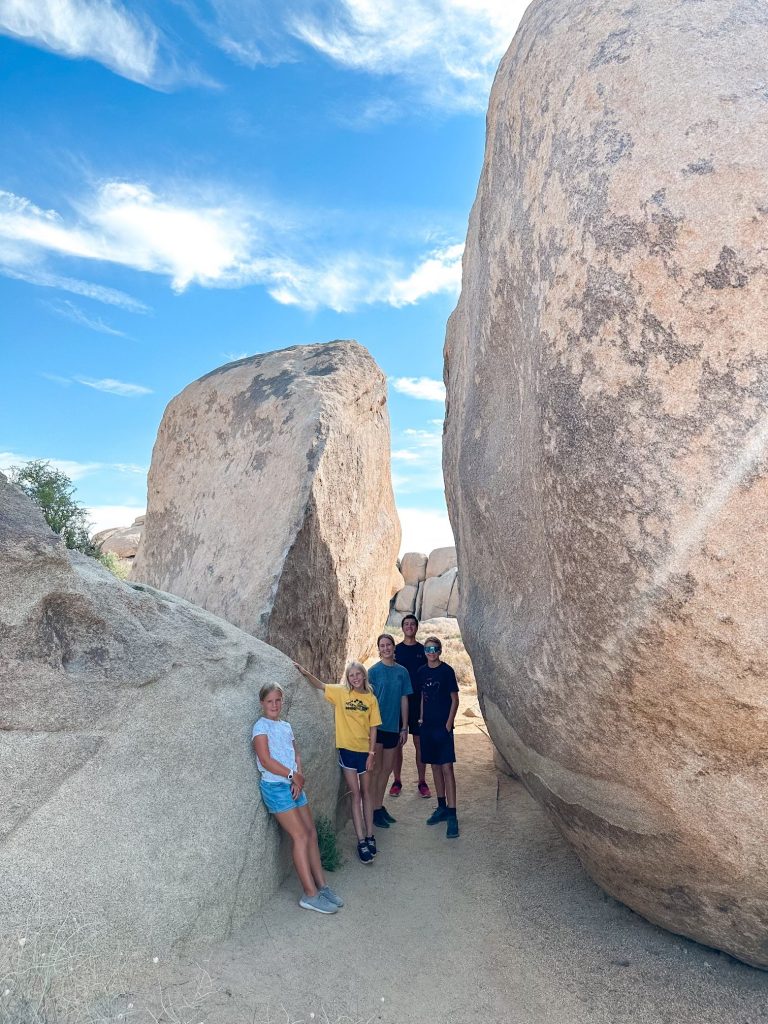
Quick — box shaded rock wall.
[443,0,768,967]
[132,341,400,683]
[0,475,338,955]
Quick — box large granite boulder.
[132,341,400,684]
[400,552,428,586]
[421,567,459,622]
[0,474,338,956]
[443,0,768,968]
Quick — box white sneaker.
[299,893,338,914]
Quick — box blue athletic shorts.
[338,748,369,774]
[259,778,308,814]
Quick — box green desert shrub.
[8,460,96,555]
[315,815,344,872]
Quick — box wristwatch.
[287,769,294,782]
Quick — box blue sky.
[0,0,528,554]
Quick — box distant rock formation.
[0,474,339,955]
[443,0,768,968]
[93,514,145,561]
[132,341,400,684]
[388,546,458,625]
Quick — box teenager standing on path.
[294,660,382,865]
[390,614,430,799]
[368,633,412,831]
[418,637,460,838]
[251,683,344,913]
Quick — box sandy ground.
[138,696,768,1024]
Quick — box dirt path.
[150,702,768,1024]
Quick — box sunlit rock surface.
[133,341,400,683]
[444,0,768,968]
[0,475,338,954]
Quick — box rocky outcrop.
[443,0,768,968]
[426,546,457,579]
[94,516,144,560]
[422,566,458,622]
[132,341,400,684]
[388,547,459,626]
[0,474,338,955]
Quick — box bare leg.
[296,804,326,889]
[360,770,374,835]
[373,745,397,809]
[274,807,317,896]
[413,735,427,785]
[342,767,365,841]
[432,763,446,800]
[392,743,403,784]
[443,763,457,807]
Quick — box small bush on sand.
[97,551,131,580]
[315,815,344,872]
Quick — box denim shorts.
[338,748,369,774]
[259,778,308,814]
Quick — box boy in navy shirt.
[417,636,460,838]
[391,614,431,799]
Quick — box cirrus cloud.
[0,182,463,312]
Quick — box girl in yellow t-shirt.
[294,660,382,864]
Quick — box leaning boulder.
[425,546,456,579]
[0,474,338,956]
[132,341,400,683]
[421,567,458,622]
[444,0,768,967]
[400,552,428,586]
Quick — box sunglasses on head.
[424,645,440,653]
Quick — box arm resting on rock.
[294,662,326,690]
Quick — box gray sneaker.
[317,885,344,908]
[299,892,338,914]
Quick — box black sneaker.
[365,835,377,857]
[427,805,449,825]
[357,840,373,864]
[446,815,459,839]
[372,809,390,829]
[381,805,397,824]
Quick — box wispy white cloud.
[385,243,463,306]
[390,422,445,495]
[2,263,150,311]
[0,183,462,312]
[75,376,153,396]
[0,450,146,481]
[397,506,454,557]
[265,243,461,312]
[87,503,146,534]
[391,376,446,402]
[196,0,527,111]
[44,298,126,336]
[0,0,161,85]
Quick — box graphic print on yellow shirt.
[323,684,382,752]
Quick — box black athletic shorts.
[376,728,400,750]
[419,724,456,765]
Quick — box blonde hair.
[259,682,284,702]
[345,661,370,693]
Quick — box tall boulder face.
[132,341,400,683]
[444,0,768,968]
[0,475,338,955]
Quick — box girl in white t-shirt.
[251,682,343,914]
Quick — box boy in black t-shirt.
[417,635,460,838]
[391,613,431,799]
